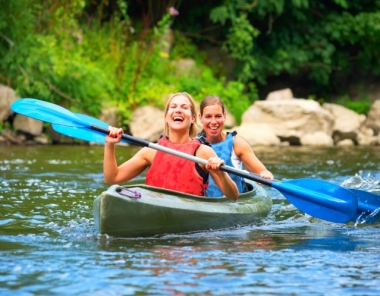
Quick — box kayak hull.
[93,181,272,238]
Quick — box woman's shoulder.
[233,134,252,153]
[197,142,215,157]
[232,133,246,145]
[136,147,157,162]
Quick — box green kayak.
[93,180,272,238]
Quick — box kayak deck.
[93,181,272,238]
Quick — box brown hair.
[164,92,198,138]
[199,95,226,133]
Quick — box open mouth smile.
[173,116,184,122]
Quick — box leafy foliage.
[1,0,379,130]
[336,95,372,115]
[209,0,380,98]
[0,0,253,127]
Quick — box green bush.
[345,101,372,115]
[336,95,372,115]
[1,1,255,129]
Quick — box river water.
[1,144,380,295]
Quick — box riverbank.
[1,86,380,146]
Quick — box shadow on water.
[92,222,366,255]
[254,227,364,252]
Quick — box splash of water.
[341,173,380,225]
[341,173,380,193]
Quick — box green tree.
[208,0,380,98]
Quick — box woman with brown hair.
[198,95,274,197]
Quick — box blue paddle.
[11,98,380,223]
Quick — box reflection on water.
[1,145,380,295]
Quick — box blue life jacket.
[197,131,245,197]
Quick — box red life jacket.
[146,136,207,196]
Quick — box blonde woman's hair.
[164,92,198,138]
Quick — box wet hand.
[206,157,225,171]
[106,126,123,144]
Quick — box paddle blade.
[11,98,88,128]
[53,113,109,144]
[53,113,134,145]
[272,178,358,223]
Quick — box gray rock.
[0,85,17,121]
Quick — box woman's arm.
[234,136,274,180]
[197,145,239,201]
[103,127,153,185]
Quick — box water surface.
[1,145,379,295]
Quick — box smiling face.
[199,103,226,141]
[164,93,197,137]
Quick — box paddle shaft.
[92,124,378,211]
[90,124,272,186]
[93,124,380,217]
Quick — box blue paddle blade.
[53,113,109,144]
[11,98,89,128]
[272,178,358,223]
[53,113,134,145]
[11,98,134,145]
